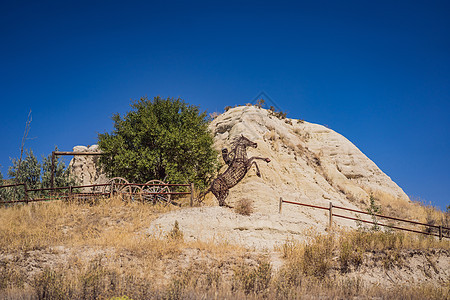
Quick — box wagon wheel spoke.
[102,177,130,201]
[128,185,143,202]
[142,180,171,206]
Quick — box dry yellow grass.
[0,196,174,252]
[0,197,251,298]
[280,228,450,261]
[1,197,449,299]
[370,190,448,225]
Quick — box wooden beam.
[53,151,104,156]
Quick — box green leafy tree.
[98,96,218,188]
[4,148,76,202]
[8,149,41,189]
[8,149,41,200]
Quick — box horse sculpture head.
[234,135,257,148]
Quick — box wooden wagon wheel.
[102,177,131,200]
[127,185,144,202]
[142,180,171,206]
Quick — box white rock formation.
[68,145,108,190]
[206,106,410,212]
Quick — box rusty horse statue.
[201,135,270,207]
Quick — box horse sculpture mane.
[202,135,270,207]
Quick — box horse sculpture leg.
[212,187,230,207]
[218,189,230,207]
[247,156,271,177]
[210,177,232,207]
[251,161,262,177]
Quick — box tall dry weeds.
[1,197,449,299]
[0,196,175,252]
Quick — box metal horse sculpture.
[202,135,270,207]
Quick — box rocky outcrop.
[68,145,108,190]
[207,106,410,213]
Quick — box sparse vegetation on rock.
[255,98,265,109]
[268,106,288,119]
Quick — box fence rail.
[279,198,449,241]
[0,182,195,206]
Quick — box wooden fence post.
[190,183,194,207]
[279,197,283,213]
[329,202,333,228]
[50,152,55,189]
[439,226,443,241]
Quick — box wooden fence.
[0,182,194,207]
[279,197,449,241]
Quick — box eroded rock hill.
[206,106,410,212]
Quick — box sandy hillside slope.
[151,106,413,249]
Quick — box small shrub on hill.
[167,220,184,240]
[234,198,253,216]
[268,106,288,119]
[8,149,41,190]
[255,98,265,109]
[367,195,382,231]
[209,111,219,119]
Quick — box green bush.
[0,169,6,202]
[8,149,41,190]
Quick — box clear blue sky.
[1,1,449,210]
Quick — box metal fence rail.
[279,197,449,240]
[0,182,195,206]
